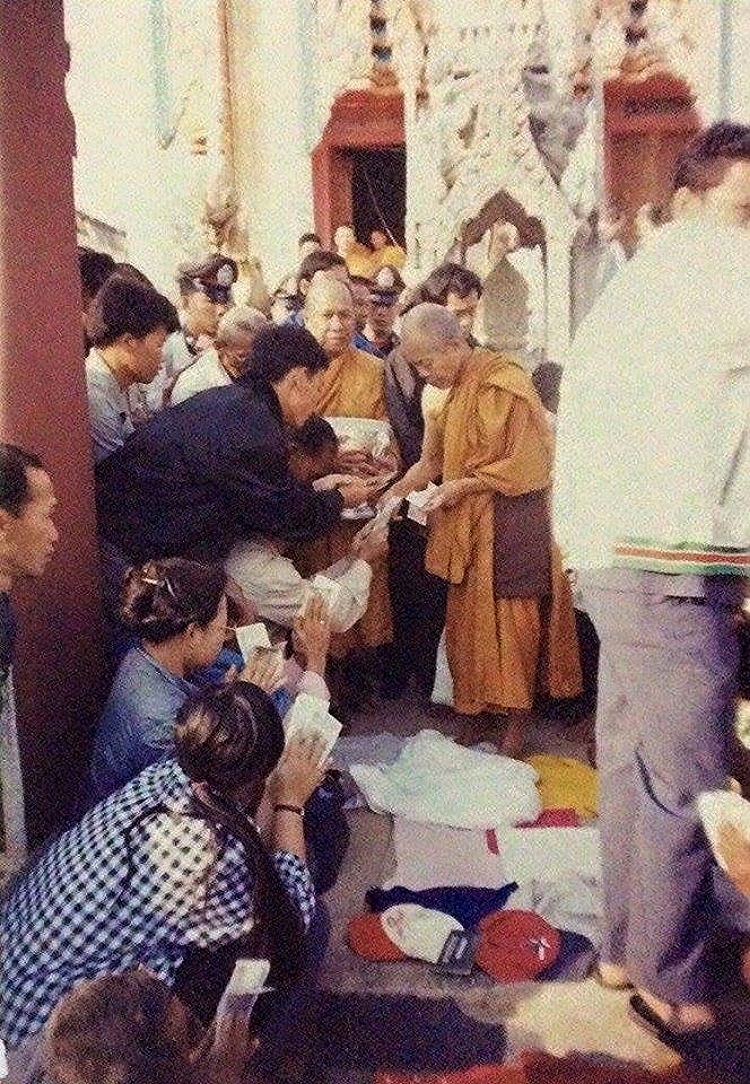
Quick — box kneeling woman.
[86,557,327,805]
[0,683,328,1077]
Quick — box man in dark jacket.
[95,324,372,569]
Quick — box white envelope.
[310,574,343,615]
[217,957,271,1014]
[407,482,438,525]
[284,693,341,763]
[235,622,272,661]
[696,789,750,871]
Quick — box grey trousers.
[580,571,741,1003]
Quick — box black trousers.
[385,519,448,694]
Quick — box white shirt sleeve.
[225,542,372,632]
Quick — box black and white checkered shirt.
[0,758,314,1048]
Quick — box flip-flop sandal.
[591,963,633,991]
[628,994,716,1051]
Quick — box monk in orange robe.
[379,303,581,755]
[300,276,395,652]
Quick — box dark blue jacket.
[95,382,343,561]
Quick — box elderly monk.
[301,277,395,653]
[379,304,581,755]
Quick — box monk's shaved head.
[304,275,355,357]
[400,303,472,390]
[400,303,465,354]
[304,274,353,315]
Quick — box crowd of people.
[0,120,749,1084]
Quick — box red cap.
[476,910,561,982]
[347,913,408,962]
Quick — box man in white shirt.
[225,416,386,633]
[554,122,750,1043]
[84,276,177,462]
[170,306,267,405]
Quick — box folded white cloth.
[381,904,463,963]
[492,825,601,883]
[349,729,541,829]
[384,819,506,890]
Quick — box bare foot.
[637,989,715,1032]
[498,711,530,760]
[456,715,501,747]
[596,961,631,989]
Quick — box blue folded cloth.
[365,882,518,929]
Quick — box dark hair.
[291,415,338,456]
[175,684,306,988]
[112,262,156,289]
[175,681,285,794]
[419,262,483,305]
[78,247,116,306]
[673,121,750,194]
[239,322,329,386]
[349,274,372,289]
[43,969,197,1084]
[0,443,44,516]
[297,248,347,291]
[120,558,227,643]
[298,231,321,247]
[86,276,178,347]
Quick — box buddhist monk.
[378,303,581,755]
[301,277,396,654]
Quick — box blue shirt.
[87,647,293,806]
[0,758,315,1048]
[87,646,195,805]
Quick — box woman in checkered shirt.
[0,682,329,1081]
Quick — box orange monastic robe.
[300,347,392,650]
[426,349,581,714]
[316,346,386,419]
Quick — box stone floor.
[315,689,750,1083]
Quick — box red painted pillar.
[0,0,104,843]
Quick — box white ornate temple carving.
[65,0,746,355]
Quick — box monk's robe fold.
[426,350,581,714]
[316,347,386,420]
[298,346,393,651]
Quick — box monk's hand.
[422,479,468,512]
[718,822,750,897]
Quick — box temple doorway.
[350,144,406,247]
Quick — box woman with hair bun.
[0,682,328,1080]
[85,557,292,805]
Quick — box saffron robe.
[426,350,581,713]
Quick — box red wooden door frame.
[312,88,404,246]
